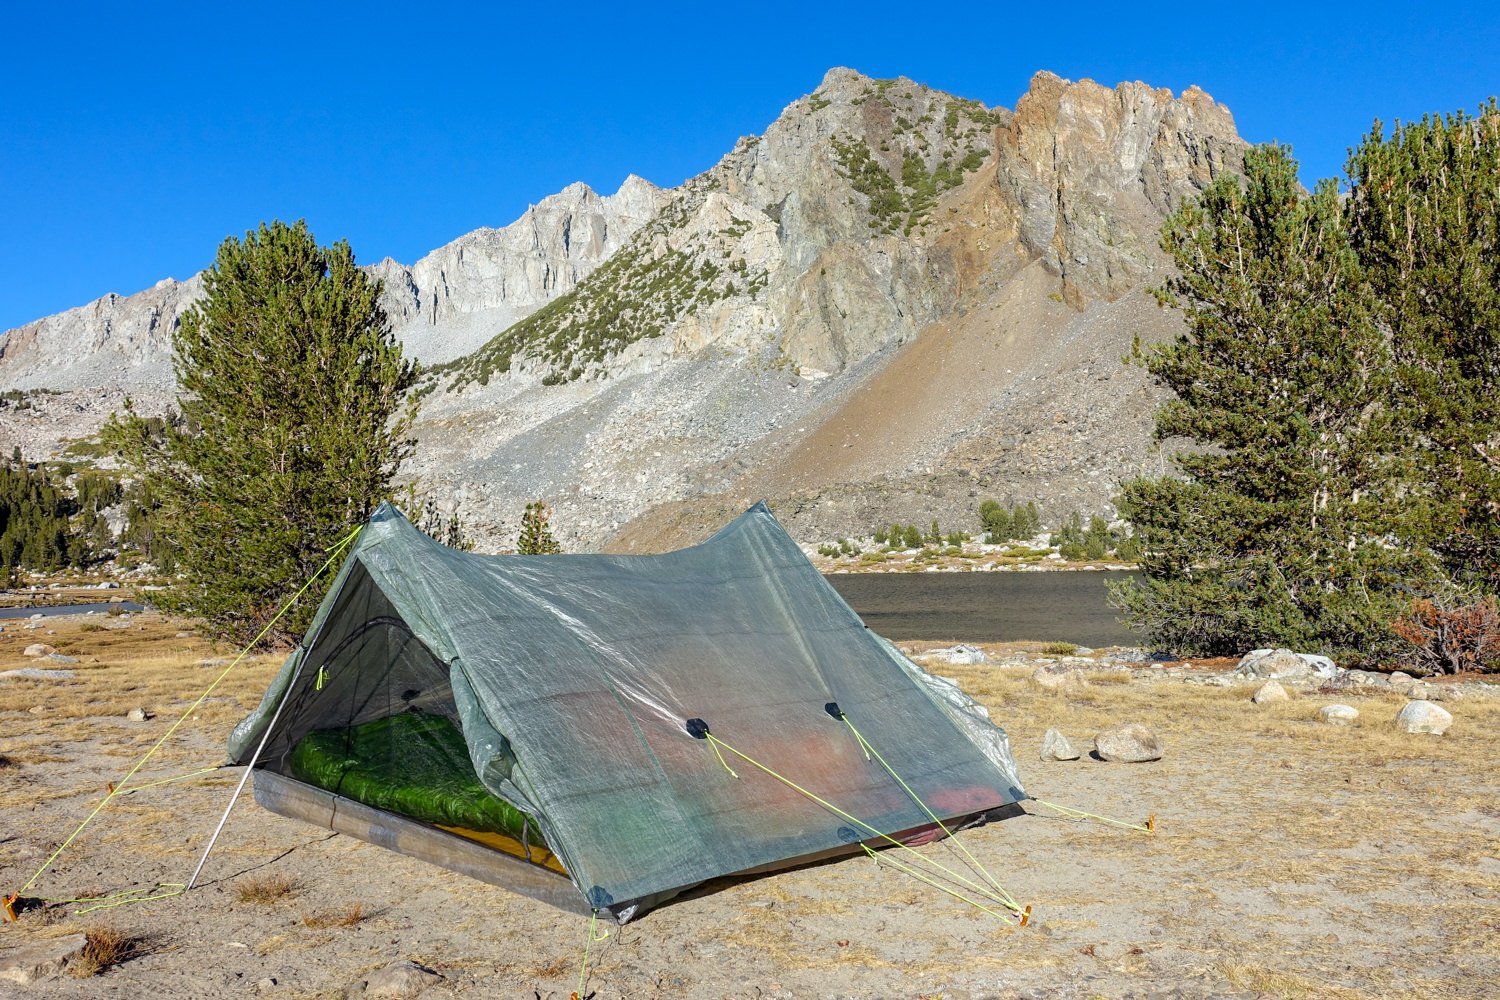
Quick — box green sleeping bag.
[289,712,537,838]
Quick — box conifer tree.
[107,220,417,643]
[1347,102,1500,592]
[517,501,563,555]
[1111,145,1428,664]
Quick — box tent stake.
[187,655,309,890]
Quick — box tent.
[227,502,1026,921]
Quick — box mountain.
[0,68,1245,551]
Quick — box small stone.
[126,707,150,722]
[1320,704,1359,725]
[22,643,56,657]
[364,960,444,997]
[1396,700,1452,735]
[1252,680,1290,704]
[1040,728,1081,761]
[1094,723,1163,762]
[175,631,194,638]
[0,932,87,984]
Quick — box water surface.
[825,571,1139,646]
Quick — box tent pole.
[186,654,310,890]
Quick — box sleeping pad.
[288,712,538,840]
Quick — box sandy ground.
[2,616,1497,999]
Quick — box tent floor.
[252,768,591,916]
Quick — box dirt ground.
[1,614,1496,999]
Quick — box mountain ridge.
[0,68,1245,551]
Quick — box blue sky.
[2,2,1496,332]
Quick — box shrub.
[1040,642,1078,656]
[1391,595,1500,675]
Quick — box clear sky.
[2,2,1496,332]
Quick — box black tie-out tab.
[685,718,710,740]
[824,702,844,720]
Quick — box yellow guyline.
[839,714,1023,912]
[701,731,1027,924]
[3,524,362,923]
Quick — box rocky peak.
[1000,71,1243,306]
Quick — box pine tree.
[1347,102,1500,592]
[1111,144,1427,664]
[517,501,563,555]
[106,220,417,644]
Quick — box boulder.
[364,960,444,997]
[0,932,87,984]
[1396,700,1452,735]
[0,668,75,680]
[1039,728,1080,761]
[1093,723,1162,762]
[126,707,150,722]
[1319,704,1359,726]
[21,643,55,657]
[1236,648,1341,682]
[1252,680,1290,704]
[934,644,988,665]
[47,653,79,664]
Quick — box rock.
[1252,680,1290,704]
[21,643,55,657]
[126,707,150,722]
[1396,700,1453,735]
[0,932,87,983]
[1031,666,1087,691]
[0,667,75,680]
[933,643,988,665]
[1235,648,1321,681]
[47,653,79,664]
[28,613,43,621]
[1319,704,1359,726]
[364,960,444,997]
[1039,728,1081,761]
[175,631,194,638]
[1093,723,1163,762]
[1389,673,1419,695]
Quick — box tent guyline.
[1030,797,1157,834]
[689,721,1028,923]
[835,708,1022,912]
[2,524,364,924]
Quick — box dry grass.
[68,924,139,977]
[234,873,299,905]
[298,902,369,928]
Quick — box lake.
[825,570,1140,646]
[0,601,146,620]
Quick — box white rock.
[21,643,55,657]
[1396,700,1452,735]
[1319,704,1359,725]
[1039,728,1081,761]
[364,960,444,997]
[126,707,149,722]
[1252,680,1290,704]
[933,643,988,665]
[1093,723,1162,762]
[0,932,86,983]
